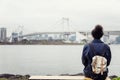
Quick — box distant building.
[75,32,87,43]
[12,32,18,43]
[0,27,7,42]
[115,35,120,44]
[102,35,110,44]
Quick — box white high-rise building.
[0,28,7,42]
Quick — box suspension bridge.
[11,18,120,43]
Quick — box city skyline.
[0,0,120,36]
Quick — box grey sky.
[0,0,120,35]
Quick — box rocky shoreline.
[0,73,119,80]
[0,74,30,80]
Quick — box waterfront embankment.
[0,40,85,45]
[0,73,119,80]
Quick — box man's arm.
[106,45,111,66]
[82,44,88,67]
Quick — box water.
[0,45,120,76]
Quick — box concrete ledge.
[29,76,90,80]
[29,76,111,80]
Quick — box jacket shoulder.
[104,43,110,49]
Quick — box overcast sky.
[0,0,120,35]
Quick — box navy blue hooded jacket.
[82,39,111,77]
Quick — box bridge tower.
[62,17,70,41]
[62,17,70,32]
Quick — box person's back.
[82,25,111,80]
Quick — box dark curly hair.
[91,25,104,39]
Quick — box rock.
[0,74,30,80]
[0,74,15,78]
[15,75,23,78]
[70,73,84,76]
[60,73,84,76]
[60,73,70,76]
[109,75,118,79]
[25,74,30,78]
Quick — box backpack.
[89,43,107,75]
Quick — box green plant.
[112,77,120,80]
[0,78,8,80]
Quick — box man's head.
[91,25,104,39]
